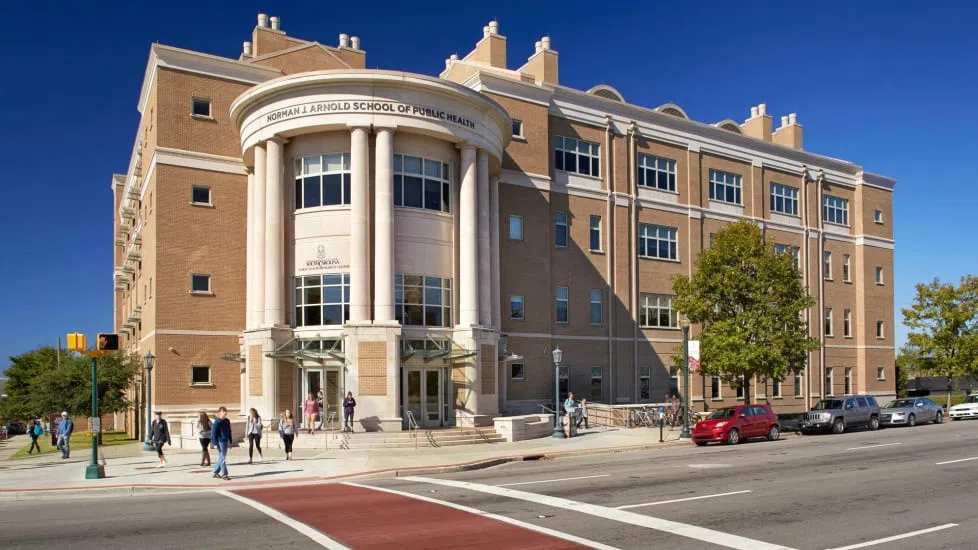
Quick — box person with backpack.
[197,411,212,467]
[28,419,43,454]
[150,411,172,468]
[56,412,73,459]
[342,392,357,433]
[210,406,232,480]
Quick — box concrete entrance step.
[270,427,504,450]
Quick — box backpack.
[32,424,43,437]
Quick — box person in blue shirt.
[56,412,73,459]
[563,392,576,414]
[210,406,232,480]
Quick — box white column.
[459,145,479,326]
[245,169,255,329]
[374,128,395,322]
[349,126,370,322]
[477,150,491,327]
[264,137,285,326]
[490,175,501,330]
[252,144,267,327]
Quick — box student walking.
[316,390,326,430]
[56,412,73,459]
[342,392,356,433]
[150,411,172,467]
[28,419,43,454]
[211,406,232,480]
[303,393,318,435]
[246,408,264,464]
[278,409,297,460]
[576,398,590,430]
[197,411,212,467]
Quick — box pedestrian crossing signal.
[97,333,120,351]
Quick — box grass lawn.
[10,431,137,459]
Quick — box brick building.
[112,14,895,434]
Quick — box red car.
[691,404,780,446]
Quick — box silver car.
[880,397,944,427]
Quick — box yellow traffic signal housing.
[97,333,120,351]
[67,333,87,353]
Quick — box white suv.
[949,395,978,420]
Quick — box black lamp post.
[680,319,692,439]
[551,346,565,439]
[142,352,155,451]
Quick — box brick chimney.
[773,113,803,149]
[741,103,772,142]
[518,35,558,86]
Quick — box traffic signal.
[67,333,87,353]
[97,333,120,351]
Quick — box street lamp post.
[142,352,155,451]
[680,319,692,439]
[85,354,105,479]
[551,346,565,439]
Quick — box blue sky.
[0,1,975,371]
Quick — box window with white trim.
[395,275,452,327]
[590,366,603,401]
[794,374,802,396]
[639,293,678,328]
[874,209,884,224]
[709,169,742,204]
[556,286,569,324]
[295,274,350,327]
[825,368,835,396]
[824,308,833,337]
[294,154,351,209]
[844,367,852,395]
[638,223,678,260]
[509,215,523,241]
[640,366,651,400]
[510,296,525,320]
[394,154,450,213]
[637,153,676,191]
[877,367,886,381]
[823,195,849,225]
[511,363,525,380]
[875,266,884,285]
[191,365,211,386]
[589,289,602,325]
[842,254,851,282]
[589,215,602,251]
[876,320,885,339]
[554,136,600,177]
[774,244,800,270]
[555,211,568,247]
[191,97,211,117]
[711,376,721,399]
[191,274,211,294]
[824,251,832,280]
[512,119,524,139]
[735,375,746,400]
[191,185,211,205]
[843,309,852,338]
[772,378,782,398]
[770,183,799,216]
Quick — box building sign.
[266,100,477,130]
[296,243,350,275]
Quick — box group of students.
[302,391,358,435]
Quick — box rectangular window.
[824,308,833,337]
[589,289,602,325]
[590,366,603,401]
[876,321,885,339]
[842,254,851,282]
[393,155,451,213]
[511,363,525,380]
[874,209,884,224]
[844,367,852,395]
[709,233,716,249]
[191,97,211,117]
[736,376,746,400]
[512,119,524,139]
[510,296,525,320]
[294,154,352,209]
[844,309,852,338]
[295,274,351,327]
[554,135,600,177]
[639,293,678,328]
[772,378,782,398]
[711,376,721,399]
[191,274,211,294]
[589,215,602,251]
[773,244,801,270]
[395,274,452,327]
[877,367,886,381]
[794,374,802,397]
[640,366,651,400]
[825,368,834,396]
[559,366,569,401]
[770,183,799,216]
[824,251,832,280]
[637,154,676,192]
[555,286,569,324]
[638,223,678,260]
[555,211,568,247]
[823,195,849,226]
[509,215,524,241]
[709,169,742,205]
[191,185,211,205]
[191,365,211,385]
[875,266,884,285]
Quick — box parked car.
[880,397,943,426]
[799,395,881,434]
[949,395,978,420]
[5,421,26,435]
[691,404,780,446]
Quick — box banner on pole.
[688,340,701,372]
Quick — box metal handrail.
[538,404,557,415]
[405,410,420,450]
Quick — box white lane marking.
[343,482,619,550]
[617,490,752,510]
[845,443,902,451]
[825,523,957,550]
[218,490,350,549]
[936,456,978,465]
[498,474,610,487]
[402,476,795,550]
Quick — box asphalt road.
[2,419,976,549]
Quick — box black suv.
[799,395,881,434]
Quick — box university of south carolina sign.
[296,243,350,275]
[265,100,477,130]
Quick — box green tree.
[672,221,820,404]
[902,276,978,408]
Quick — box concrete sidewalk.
[0,426,691,498]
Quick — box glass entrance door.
[303,368,323,430]
[405,369,444,428]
